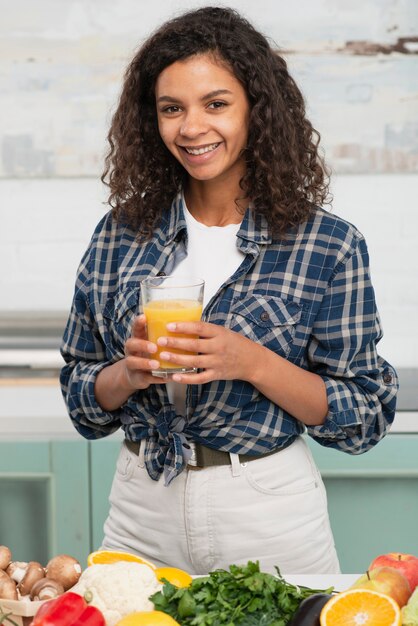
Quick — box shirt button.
[156,271,166,277]
[383,372,393,384]
[260,311,270,322]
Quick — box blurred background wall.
[1,0,417,367]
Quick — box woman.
[60,6,398,574]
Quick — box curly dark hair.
[102,6,331,239]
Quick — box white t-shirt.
[167,200,244,414]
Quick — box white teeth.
[184,143,219,155]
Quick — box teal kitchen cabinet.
[307,434,418,572]
[0,441,91,566]
[90,439,121,551]
[0,435,417,572]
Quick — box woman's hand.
[156,319,328,425]
[95,315,166,411]
[157,320,261,385]
[123,314,167,389]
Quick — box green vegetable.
[150,561,333,626]
[178,591,197,619]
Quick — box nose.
[179,108,207,138]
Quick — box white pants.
[102,437,340,575]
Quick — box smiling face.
[155,53,250,188]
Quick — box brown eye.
[208,101,227,109]
[161,105,181,113]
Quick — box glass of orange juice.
[141,275,205,377]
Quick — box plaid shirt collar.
[160,191,272,247]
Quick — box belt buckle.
[187,441,198,467]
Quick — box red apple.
[351,566,412,607]
[370,553,418,592]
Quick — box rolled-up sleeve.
[60,248,122,440]
[306,235,398,453]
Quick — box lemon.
[114,611,180,626]
[155,566,193,588]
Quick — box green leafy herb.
[0,609,20,626]
[150,561,333,626]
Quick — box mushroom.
[30,578,64,601]
[6,561,45,595]
[0,576,18,600]
[6,561,28,584]
[18,562,45,596]
[45,555,82,591]
[0,546,12,571]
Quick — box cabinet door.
[307,435,418,572]
[0,441,90,565]
[90,440,121,552]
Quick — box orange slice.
[155,566,193,588]
[320,588,402,626]
[87,550,156,569]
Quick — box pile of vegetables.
[0,547,82,602]
[151,561,333,626]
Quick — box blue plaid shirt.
[60,192,398,483]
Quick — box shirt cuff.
[306,376,363,440]
[67,361,122,436]
[78,362,113,417]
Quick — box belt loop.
[138,439,145,468]
[230,452,242,477]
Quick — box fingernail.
[149,360,159,368]
[172,374,182,382]
[148,344,157,353]
[166,323,176,331]
[159,352,170,360]
[157,337,168,346]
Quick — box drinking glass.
[141,275,205,377]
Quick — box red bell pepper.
[30,592,105,626]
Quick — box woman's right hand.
[95,314,165,411]
[123,314,166,389]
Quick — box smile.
[182,143,220,155]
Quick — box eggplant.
[288,593,333,626]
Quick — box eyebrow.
[157,89,233,103]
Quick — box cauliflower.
[70,562,162,626]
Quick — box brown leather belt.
[124,439,287,469]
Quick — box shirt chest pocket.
[229,294,301,357]
[102,287,140,355]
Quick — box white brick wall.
[1,178,105,312]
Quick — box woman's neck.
[184,180,247,227]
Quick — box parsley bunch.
[151,561,332,626]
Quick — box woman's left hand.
[157,321,261,384]
[159,320,328,426]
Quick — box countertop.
[285,574,358,591]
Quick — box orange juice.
[144,299,203,369]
